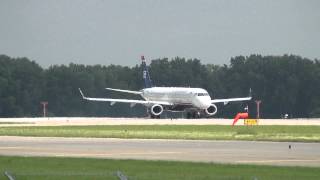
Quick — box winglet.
[78,88,85,98]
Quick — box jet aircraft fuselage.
[142,87,211,109]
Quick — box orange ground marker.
[232,113,249,126]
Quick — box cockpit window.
[197,93,209,96]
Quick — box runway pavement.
[0,136,320,167]
[1,117,320,126]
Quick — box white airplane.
[79,56,252,118]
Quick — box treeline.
[0,54,319,118]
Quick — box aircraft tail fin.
[141,55,153,88]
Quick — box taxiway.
[0,136,319,167]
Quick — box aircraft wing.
[211,97,252,104]
[79,88,172,106]
[105,88,142,95]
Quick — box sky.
[0,0,319,67]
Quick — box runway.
[1,117,320,126]
[0,136,320,167]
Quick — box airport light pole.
[41,101,48,117]
[255,100,261,119]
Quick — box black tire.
[150,114,161,119]
[191,111,201,119]
[186,112,192,119]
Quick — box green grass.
[0,156,319,180]
[1,125,320,142]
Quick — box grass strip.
[0,125,320,142]
[0,156,319,180]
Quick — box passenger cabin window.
[197,93,209,96]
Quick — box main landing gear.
[186,111,201,119]
[150,114,161,119]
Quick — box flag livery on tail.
[141,56,153,88]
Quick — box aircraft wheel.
[191,111,201,119]
[150,114,161,119]
[186,112,192,119]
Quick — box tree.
[0,54,319,118]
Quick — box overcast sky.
[0,0,319,67]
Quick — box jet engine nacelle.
[205,104,218,116]
[151,104,164,116]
